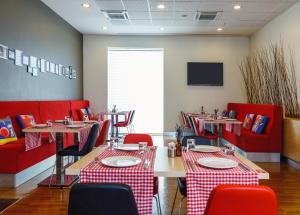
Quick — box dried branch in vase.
[239,41,300,118]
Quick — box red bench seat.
[222,103,283,154]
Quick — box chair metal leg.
[157,193,162,215]
[154,194,162,215]
[170,186,179,215]
[178,196,186,215]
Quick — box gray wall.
[0,0,83,101]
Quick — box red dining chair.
[95,119,110,147]
[204,185,278,215]
[114,111,132,135]
[123,134,161,215]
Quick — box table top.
[65,146,269,179]
[23,123,91,133]
[201,118,243,124]
[100,111,128,116]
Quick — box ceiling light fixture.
[217,27,223,31]
[157,4,165,9]
[233,4,241,10]
[102,26,108,30]
[82,3,90,8]
[160,27,165,31]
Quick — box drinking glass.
[110,137,118,151]
[186,139,196,151]
[139,142,148,156]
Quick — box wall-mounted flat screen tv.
[187,62,223,86]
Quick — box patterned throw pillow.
[17,114,36,129]
[228,110,236,119]
[79,107,92,121]
[0,116,18,145]
[243,114,256,130]
[251,115,268,134]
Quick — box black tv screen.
[187,62,223,86]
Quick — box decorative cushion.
[251,115,268,134]
[181,111,191,129]
[243,114,256,130]
[17,114,36,129]
[0,116,18,145]
[228,110,236,119]
[79,107,92,121]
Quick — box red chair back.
[204,185,277,215]
[123,134,153,146]
[95,120,111,147]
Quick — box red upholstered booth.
[222,103,283,154]
[0,100,91,183]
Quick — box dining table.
[100,111,128,137]
[198,118,243,146]
[23,121,93,187]
[66,145,269,214]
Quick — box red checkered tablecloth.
[80,147,156,215]
[182,151,258,215]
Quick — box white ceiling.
[41,0,299,36]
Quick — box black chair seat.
[58,123,100,157]
[58,145,80,156]
[177,177,187,197]
[68,183,139,215]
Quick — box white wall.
[83,35,249,132]
[250,1,300,95]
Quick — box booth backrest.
[0,100,90,138]
[0,101,41,137]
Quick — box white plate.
[84,120,97,124]
[32,124,48,128]
[116,144,139,151]
[225,118,236,121]
[67,124,84,128]
[197,157,238,169]
[222,117,229,119]
[54,120,65,123]
[205,118,214,121]
[191,145,221,153]
[101,156,141,167]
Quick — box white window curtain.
[108,48,164,134]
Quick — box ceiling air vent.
[195,11,218,21]
[103,10,129,20]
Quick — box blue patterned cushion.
[251,115,268,134]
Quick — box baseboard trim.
[0,155,56,188]
[287,159,300,170]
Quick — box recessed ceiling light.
[103,26,107,30]
[157,4,165,9]
[82,3,90,8]
[217,27,223,31]
[233,4,241,10]
[160,27,165,31]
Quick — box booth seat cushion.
[70,100,90,121]
[0,137,55,173]
[0,101,41,138]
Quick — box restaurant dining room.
[1,0,300,215]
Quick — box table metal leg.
[217,124,222,147]
[111,115,115,138]
[38,132,78,188]
[56,132,64,184]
